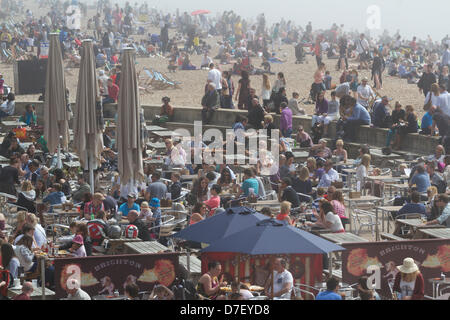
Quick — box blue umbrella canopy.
[201,219,345,255]
[173,207,267,244]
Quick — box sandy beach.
[1,3,428,118]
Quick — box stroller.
[295,43,306,64]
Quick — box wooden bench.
[380,232,404,241]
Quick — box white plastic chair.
[352,209,380,236]
[293,286,315,300]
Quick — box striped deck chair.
[1,48,13,64]
[138,45,149,57]
[138,68,155,94]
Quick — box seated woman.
[217,167,235,189]
[196,261,227,300]
[310,139,332,159]
[14,235,39,273]
[19,104,37,126]
[181,53,197,70]
[16,181,36,214]
[276,201,294,225]
[296,126,313,148]
[392,105,418,150]
[307,200,345,233]
[157,96,174,122]
[189,203,209,225]
[355,154,371,192]
[292,167,313,202]
[329,190,349,227]
[333,139,348,163]
[204,184,221,217]
[190,177,209,205]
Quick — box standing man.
[280,102,293,138]
[201,83,220,125]
[418,64,437,98]
[356,33,370,70]
[357,77,375,109]
[441,44,450,69]
[207,63,222,95]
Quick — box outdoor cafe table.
[393,219,445,238]
[412,227,450,240]
[247,199,281,211]
[145,125,166,131]
[1,120,27,128]
[386,183,410,197]
[52,209,80,224]
[147,141,166,149]
[342,168,357,189]
[364,175,407,197]
[123,241,202,275]
[334,159,355,167]
[8,284,56,300]
[92,294,128,300]
[149,130,182,139]
[374,206,403,235]
[319,232,369,245]
[344,195,384,235]
[292,151,309,160]
[63,161,81,168]
[106,238,143,255]
[144,158,165,165]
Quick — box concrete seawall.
[14,101,440,155]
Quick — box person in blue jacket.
[340,95,371,142]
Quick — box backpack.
[87,220,107,246]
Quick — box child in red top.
[204,184,221,217]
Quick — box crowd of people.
[0,0,449,301]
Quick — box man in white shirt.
[318,160,340,188]
[264,258,293,299]
[437,84,450,116]
[200,53,213,69]
[98,70,109,96]
[207,63,222,93]
[65,279,92,300]
[357,77,375,108]
[356,33,369,55]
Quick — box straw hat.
[362,77,369,82]
[141,201,149,209]
[397,258,419,274]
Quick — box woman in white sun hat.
[392,258,424,300]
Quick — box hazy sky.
[135,0,448,40]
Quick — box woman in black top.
[292,167,314,202]
[247,98,266,129]
[386,102,406,148]
[272,87,288,114]
[371,50,384,90]
[0,158,20,196]
[393,105,418,150]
